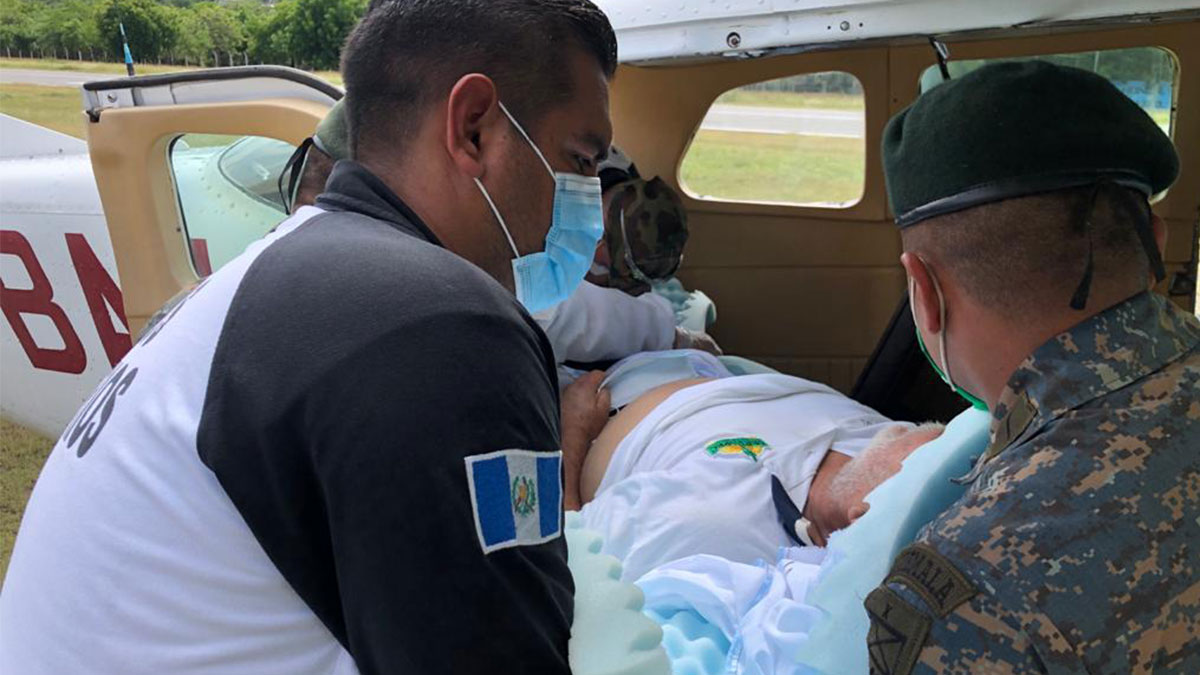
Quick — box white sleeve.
[534,282,675,363]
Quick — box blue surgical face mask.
[473,102,604,314]
[908,261,988,411]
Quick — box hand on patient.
[561,371,611,511]
[673,326,722,356]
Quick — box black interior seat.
[851,294,970,424]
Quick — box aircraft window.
[168,134,297,277]
[679,71,865,208]
[919,47,1177,138]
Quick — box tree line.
[0,0,368,71]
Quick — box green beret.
[313,98,350,161]
[883,60,1179,227]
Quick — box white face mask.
[473,102,604,314]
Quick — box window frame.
[676,70,869,211]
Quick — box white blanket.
[638,548,826,675]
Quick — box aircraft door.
[82,67,338,336]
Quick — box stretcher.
[568,406,992,674]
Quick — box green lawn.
[716,89,863,111]
[0,56,186,75]
[0,83,88,138]
[681,129,864,206]
[0,421,53,581]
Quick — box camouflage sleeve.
[864,543,1054,675]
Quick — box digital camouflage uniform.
[866,292,1200,674]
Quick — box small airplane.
[2,0,1197,439]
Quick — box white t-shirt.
[0,208,356,675]
[579,374,901,581]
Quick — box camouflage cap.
[883,60,1179,228]
[313,98,350,161]
[598,145,640,192]
[605,176,689,294]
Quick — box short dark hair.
[901,184,1151,316]
[341,0,617,158]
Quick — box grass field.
[681,129,864,205]
[0,421,53,581]
[0,83,88,137]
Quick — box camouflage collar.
[971,292,1200,476]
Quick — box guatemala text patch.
[465,449,562,554]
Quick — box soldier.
[865,61,1199,673]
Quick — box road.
[700,104,864,138]
[0,68,106,87]
[2,69,865,138]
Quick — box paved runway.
[700,104,864,138]
[0,68,106,87]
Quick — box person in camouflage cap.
[865,60,1198,674]
[279,98,347,212]
[601,175,690,295]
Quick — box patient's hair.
[900,184,1151,318]
[829,423,945,505]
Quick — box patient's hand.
[561,371,611,511]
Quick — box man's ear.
[444,74,501,179]
[847,501,870,525]
[901,251,943,335]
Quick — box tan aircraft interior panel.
[611,19,1199,392]
[87,98,329,336]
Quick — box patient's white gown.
[579,373,900,581]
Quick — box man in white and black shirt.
[0,2,617,673]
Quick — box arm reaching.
[560,371,611,511]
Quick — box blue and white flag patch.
[465,449,562,554]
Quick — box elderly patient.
[561,370,943,581]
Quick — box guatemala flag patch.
[465,449,563,554]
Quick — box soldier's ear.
[901,252,943,335]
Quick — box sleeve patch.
[465,449,563,554]
[886,543,977,618]
[865,586,931,675]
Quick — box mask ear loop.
[277,136,314,215]
[473,177,520,258]
[913,256,958,393]
[496,101,555,178]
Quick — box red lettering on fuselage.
[66,233,132,366]
[190,238,213,277]
[0,230,88,373]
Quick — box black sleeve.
[200,302,571,673]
